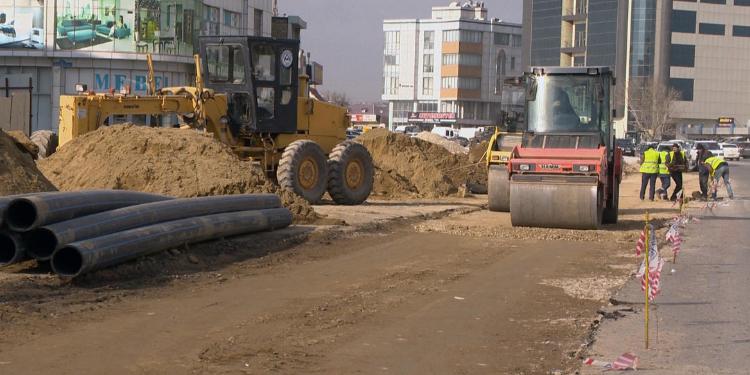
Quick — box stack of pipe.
[0,190,292,277]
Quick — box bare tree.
[627,78,681,141]
[324,91,351,108]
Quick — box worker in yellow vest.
[666,143,689,201]
[639,144,659,201]
[703,155,734,200]
[657,149,671,200]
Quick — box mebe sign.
[93,72,170,93]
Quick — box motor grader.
[57,36,373,205]
[488,66,622,229]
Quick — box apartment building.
[382,1,523,131]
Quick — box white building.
[0,0,274,133]
[382,1,523,132]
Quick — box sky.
[279,0,522,103]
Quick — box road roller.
[500,66,622,229]
[486,130,523,212]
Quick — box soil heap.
[38,125,316,222]
[0,130,57,196]
[358,131,486,198]
[6,131,40,158]
[468,141,489,164]
[414,132,468,154]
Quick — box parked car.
[734,141,750,158]
[689,141,723,171]
[720,143,741,160]
[616,138,636,156]
[636,141,659,158]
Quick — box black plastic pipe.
[0,230,26,267]
[26,194,282,261]
[51,208,292,278]
[5,190,171,232]
[0,193,33,228]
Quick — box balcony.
[562,8,587,22]
[560,40,586,54]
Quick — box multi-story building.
[523,0,750,138]
[382,1,523,132]
[0,0,274,133]
[670,0,750,137]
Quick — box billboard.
[717,117,734,128]
[408,112,457,124]
[54,0,200,56]
[0,1,45,49]
[350,113,378,123]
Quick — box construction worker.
[696,144,713,200]
[657,148,671,200]
[639,144,659,201]
[704,155,734,200]
[667,143,689,201]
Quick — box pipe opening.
[0,233,18,264]
[51,246,84,277]
[25,229,59,260]
[6,199,38,232]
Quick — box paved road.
[584,159,750,374]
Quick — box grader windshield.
[526,71,611,136]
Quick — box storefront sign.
[408,112,457,124]
[717,117,734,128]
[350,114,378,123]
[94,72,169,93]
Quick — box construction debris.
[0,130,57,196]
[358,131,487,198]
[37,125,316,223]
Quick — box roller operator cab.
[199,36,375,205]
[491,67,622,229]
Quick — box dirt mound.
[0,130,57,196]
[468,141,488,164]
[38,125,316,223]
[6,131,39,158]
[414,132,468,154]
[359,132,486,198]
[356,127,389,141]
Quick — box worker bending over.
[704,155,734,200]
[657,148,671,200]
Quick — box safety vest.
[705,156,726,171]
[640,149,659,174]
[658,151,669,175]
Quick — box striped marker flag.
[636,226,664,301]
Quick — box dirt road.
[0,173,694,374]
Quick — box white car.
[720,143,741,160]
[689,141,724,171]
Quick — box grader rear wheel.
[277,140,328,204]
[327,141,374,205]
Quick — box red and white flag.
[665,223,682,258]
[636,225,664,301]
[635,229,647,257]
[583,352,639,370]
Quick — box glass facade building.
[629,0,656,78]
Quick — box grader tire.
[277,140,328,204]
[602,178,620,224]
[327,141,374,205]
[30,130,58,159]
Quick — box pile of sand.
[0,130,57,196]
[6,131,39,158]
[358,131,486,198]
[468,141,489,164]
[38,125,316,223]
[414,132,468,154]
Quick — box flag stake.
[644,210,650,350]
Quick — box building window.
[699,23,725,35]
[424,31,434,50]
[495,50,506,95]
[392,101,413,124]
[511,34,522,48]
[422,78,434,96]
[384,76,399,95]
[670,78,694,101]
[510,56,516,70]
[670,44,695,67]
[224,10,242,33]
[733,25,750,37]
[700,0,725,3]
[574,22,587,47]
[441,77,481,90]
[672,10,696,33]
[423,54,434,73]
[444,30,482,43]
[736,0,750,5]
[494,33,510,45]
[417,102,438,111]
[442,53,482,66]
[254,9,263,36]
[205,6,221,35]
[384,31,400,96]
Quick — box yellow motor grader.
[58,36,373,205]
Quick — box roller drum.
[510,177,602,230]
